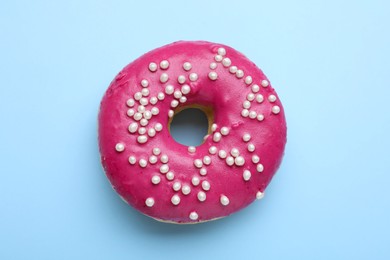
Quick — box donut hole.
[169,106,213,147]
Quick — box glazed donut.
[98,41,286,223]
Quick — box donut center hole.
[169,107,212,147]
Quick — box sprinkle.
[143,111,152,120]
[220,195,230,206]
[115,143,125,152]
[152,147,161,156]
[157,92,165,100]
[171,195,180,205]
[230,148,240,157]
[217,47,226,56]
[211,123,218,132]
[200,168,207,176]
[140,118,148,126]
[134,92,142,100]
[251,84,260,93]
[149,155,158,164]
[174,90,182,99]
[182,185,191,195]
[160,73,169,83]
[150,97,158,105]
[220,127,229,136]
[210,62,217,69]
[160,164,169,174]
[226,156,235,166]
[252,155,260,164]
[168,110,174,118]
[243,100,251,109]
[127,109,135,117]
[243,133,251,142]
[245,76,253,85]
[138,127,146,135]
[256,94,264,103]
[137,135,148,144]
[183,62,192,71]
[145,198,155,207]
[151,175,160,184]
[149,62,158,72]
[261,79,269,87]
[141,79,149,88]
[194,159,203,168]
[192,176,200,186]
[235,156,245,166]
[203,156,211,165]
[166,172,174,180]
[189,73,198,81]
[137,105,146,113]
[208,71,218,80]
[229,66,238,73]
[218,150,227,159]
[128,122,138,133]
[209,146,217,154]
[243,170,251,181]
[165,85,174,95]
[178,75,186,84]
[160,60,169,70]
[148,128,156,137]
[272,106,281,114]
[222,58,231,67]
[188,146,196,153]
[137,158,147,168]
[151,107,159,115]
[257,114,264,121]
[197,191,206,202]
[161,154,169,163]
[155,123,163,132]
[236,70,244,78]
[256,191,265,199]
[189,211,198,220]
[180,96,187,103]
[249,111,257,119]
[215,55,223,62]
[173,182,181,191]
[126,99,135,107]
[241,109,249,117]
[257,164,264,172]
[247,93,255,101]
[141,88,149,97]
[213,132,222,142]
[128,156,136,164]
[202,181,210,191]
[248,143,255,152]
[268,95,277,102]
[171,100,179,108]
[181,84,191,95]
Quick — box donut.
[98,41,286,224]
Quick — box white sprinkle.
[192,176,200,186]
[245,76,253,85]
[128,122,138,133]
[209,146,217,154]
[261,79,269,87]
[171,100,179,108]
[220,195,230,206]
[208,71,218,81]
[166,172,174,180]
[236,70,244,78]
[218,150,227,159]
[268,95,277,102]
[171,195,180,205]
[202,181,210,191]
[181,84,191,95]
[217,47,226,56]
[143,110,152,120]
[174,90,182,99]
[249,111,257,119]
[179,96,187,103]
[194,159,203,168]
[215,55,223,62]
[243,133,251,142]
[222,58,231,67]
[252,155,260,164]
[251,84,260,93]
[257,164,264,172]
[148,128,156,137]
[226,156,235,166]
[200,168,207,176]
[140,118,148,126]
[189,211,198,220]
[160,164,169,174]
[126,99,135,107]
[210,62,217,69]
[145,198,155,207]
[183,62,192,71]
[115,143,125,152]
[243,170,251,181]
[230,148,240,157]
[173,182,181,191]
[160,60,169,70]
[165,85,174,95]
[178,75,186,84]
[151,107,159,115]
[213,132,222,142]
[220,127,229,136]
[188,146,196,153]
[248,143,255,152]
[138,127,146,135]
[141,79,149,88]
[257,114,265,121]
[157,92,165,100]
[139,159,147,168]
[182,185,191,195]
[137,105,146,113]
[243,100,251,109]
[134,92,142,100]
[149,62,157,72]
[149,155,158,164]
[256,94,264,103]
[256,191,265,199]
[152,148,161,156]
[154,123,163,132]
[151,175,160,184]
[235,156,245,166]
[203,156,211,165]
[247,93,255,101]
[161,154,169,163]
[150,97,158,105]
[160,73,169,83]
[272,106,281,114]
[229,66,238,73]
[137,135,148,144]
[168,110,174,118]
[128,156,136,164]
[211,123,218,132]
[141,89,149,97]
[189,73,198,82]
[241,109,249,117]
[197,191,206,202]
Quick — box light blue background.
[1,0,389,259]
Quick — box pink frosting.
[98,41,287,223]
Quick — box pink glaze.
[98,41,287,223]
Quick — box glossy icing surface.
[98,41,287,223]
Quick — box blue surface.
[1,0,389,259]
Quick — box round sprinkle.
[245,76,253,85]
[115,143,125,152]
[166,172,174,180]
[202,181,210,191]
[152,148,161,156]
[174,90,182,99]
[183,62,192,71]
[149,155,158,164]
[251,84,260,93]
[173,182,181,191]
[215,55,223,62]
[229,66,238,73]
[272,106,281,114]
[181,84,191,95]
[203,156,211,165]
[248,143,255,152]
[171,100,179,108]
[218,150,227,159]
[249,111,257,119]
[208,71,218,81]
[134,92,142,100]
[144,110,152,119]
[220,195,230,206]
[151,107,159,115]
[256,94,264,103]
[167,109,173,117]
[217,47,226,56]
[160,60,169,70]
[197,191,206,202]
[127,109,135,117]
[211,123,218,132]
[243,170,251,181]
[252,155,260,164]
[268,95,277,102]
[160,164,169,174]
[139,159,147,168]
[220,127,229,136]
[256,191,265,200]
[140,118,148,126]
[128,122,138,133]
[151,175,161,184]
[141,79,149,88]
[165,85,174,95]
[150,97,158,105]
[160,73,169,83]
[149,62,158,72]
[236,70,244,78]
[194,159,203,168]
[188,146,196,153]
[138,127,146,135]
[200,168,207,176]
[243,100,251,109]
[210,62,217,69]
[137,105,146,113]
[189,211,198,220]
[222,58,231,67]
[241,109,249,117]
[213,132,222,142]
[157,92,165,100]
[209,146,217,154]
[141,89,149,97]
[230,148,240,157]
[180,96,187,103]
[182,185,191,195]
[161,154,169,163]
[261,79,269,87]
[145,198,155,207]
[128,156,136,165]
[257,114,264,121]
[243,133,251,142]
[235,156,245,166]
[189,73,198,81]
[126,99,135,107]
[192,176,200,186]
[247,93,255,101]
[137,135,148,144]
[178,75,186,84]
[171,195,180,205]
[257,164,264,172]
[148,128,156,137]
[155,123,163,132]
[226,156,235,166]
